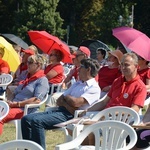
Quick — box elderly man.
[21,58,100,150]
[89,53,147,113]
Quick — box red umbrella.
[28,31,72,63]
[112,26,150,61]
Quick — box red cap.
[22,49,35,55]
[79,46,90,57]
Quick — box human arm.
[87,96,110,111]
[46,69,59,80]
[102,86,111,92]
[7,97,41,108]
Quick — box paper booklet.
[54,117,91,127]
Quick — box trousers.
[21,106,74,150]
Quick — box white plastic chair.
[0,101,9,120]
[139,98,150,115]
[55,120,138,150]
[0,74,13,101]
[8,94,48,139]
[45,81,64,107]
[0,139,44,150]
[67,106,140,140]
[63,66,70,77]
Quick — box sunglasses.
[27,61,38,65]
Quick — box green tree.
[12,0,65,43]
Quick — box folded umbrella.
[112,26,150,61]
[0,36,20,72]
[2,33,28,50]
[28,31,72,63]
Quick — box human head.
[27,54,44,74]
[107,50,123,67]
[76,46,90,63]
[13,45,21,54]
[79,58,100,81]
[49,49,64,62]
[137,55,149,66]
[96,48,107,62]
[0,48,4,58]
[120,53,138,80]
[21,49,35,63]
[28,45,38,54]
[96,48,106,59]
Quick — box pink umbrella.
[112,26,150,61]
[28,31,72,63]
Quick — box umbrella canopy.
[79,40,111,59]
[1,34,28,50]
[28,31,72,63]
[112,26,150,61]
[0,36,20,72]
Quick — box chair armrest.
[23,103,41,116]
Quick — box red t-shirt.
[44,64,64,84]
[0,59,10,74]
[98,66,121,89]
[106,75,147,108]
[138,68,150,84]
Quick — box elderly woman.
[0,54,49,135]
[44,49,65,92]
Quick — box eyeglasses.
[50,54,57,57]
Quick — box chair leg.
[16,120,22,139]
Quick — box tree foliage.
[11,0,65,42]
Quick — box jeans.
[21,106,74,150]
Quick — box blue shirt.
[13,76,49,113]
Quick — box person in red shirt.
[88,53,147,113]
[44,49,65,91]
[98,50,123,97]
[0,48,10,74]
[137,55,150,92]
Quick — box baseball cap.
[22,49,35,55]
[78,46,91,57]
[108,50,123,64]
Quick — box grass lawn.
[0,123,65,150]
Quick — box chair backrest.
[0,139,44,150]
[0,74,13,100]
[55,120,137,150]
[0,101,9,120]
[91,106,140,125]
[63,66,70,77]
[0,74,13,87]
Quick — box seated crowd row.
[0,44,149,150]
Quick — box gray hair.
[122,53,138,65]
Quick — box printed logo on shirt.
[123,93,129,99]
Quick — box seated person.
[13,49,35,84]
[96,47,107,67]
[44,49,65,93]
[0,47,10,74]
[62,46,91,88]
[98,50,123,98]
[0,54,49,135]
[137,55,150,96]
[21,58,101,149]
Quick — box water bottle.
[71,76,76,85]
